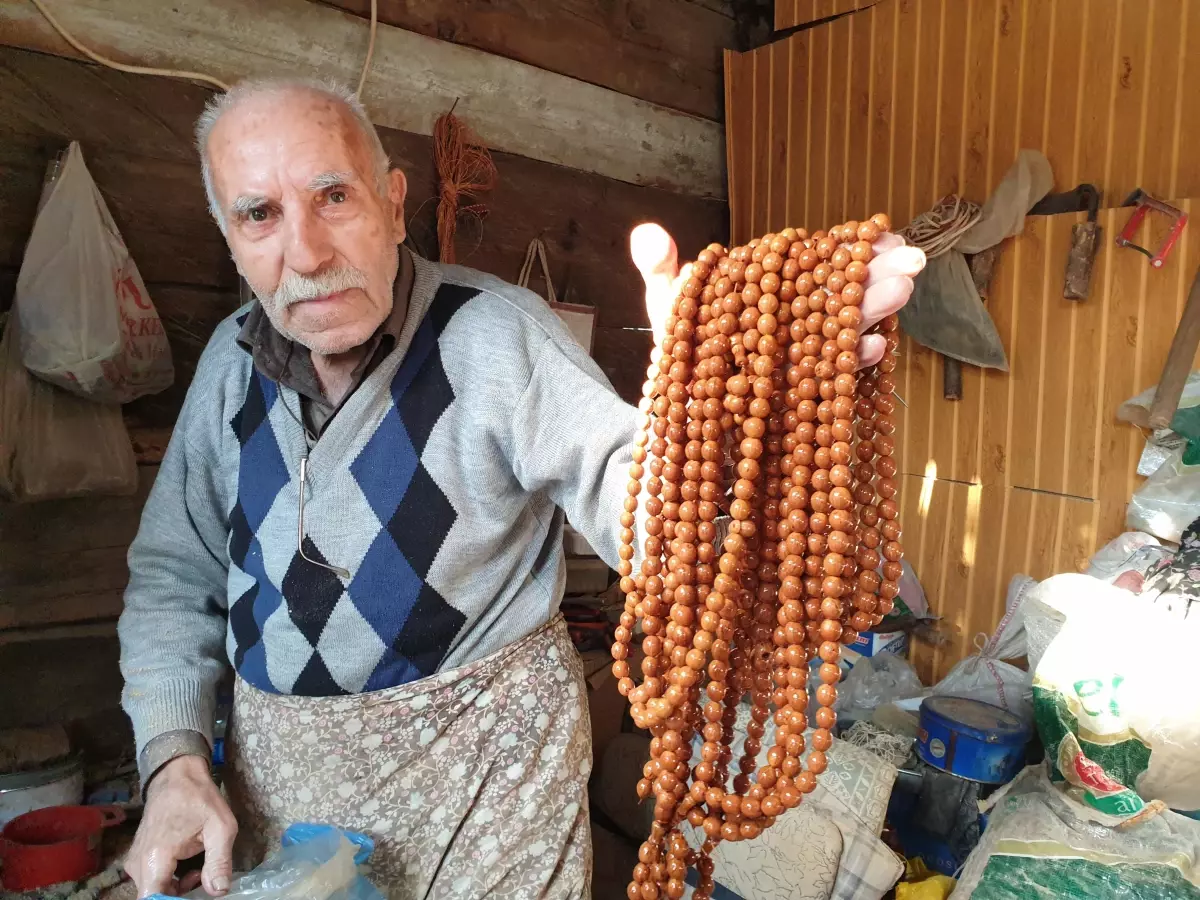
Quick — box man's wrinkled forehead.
[206,89,372,201]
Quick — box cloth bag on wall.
[14,141,173,403]
[517,238,596,354]
[0,316,137,502]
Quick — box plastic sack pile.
[955,767,1200,899]
[1025,572,1200,816]
[952,535,1200,897]
[145,825,384,900]
[14,141,173,404]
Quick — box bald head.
[195,77,409,356]
[196,77,391,233]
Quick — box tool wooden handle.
[1148,264,1200,429]
[943,355,963,401]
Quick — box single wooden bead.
[857,220,880,242]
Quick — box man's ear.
[387,168,408,243]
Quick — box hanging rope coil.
[433,103,497,264]
[899,194,983,259]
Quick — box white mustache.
[262,267,369,308]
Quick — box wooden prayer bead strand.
[617,218,900,897]
[871,313,903,622]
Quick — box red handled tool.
[1115,189,1188,269]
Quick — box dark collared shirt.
[235,247,416,437]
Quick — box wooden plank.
[319,0,736,122]
[1034,215,1080,496]
[977,238,1016,484]
[959,483,1004,671]
[960,0,998,202]
[809,21,832,225]
[1167,0,1200,198]
[0,593,124,631]
[767,42,790,232]
[1093,207,1150,543]
[843,9,870,221]
[1042,0,1084,193]
[592,327,654,405]
[749,47,772,236]
[725,50,754,243]
[0,48,205,165]
[0,0,726,198]
[0,636,122,729]
[365,128,730,331]
[929,0,969,483]
[1073,0,1120,196]
[1007,215,1049,491]
[1064,211,1106,499]
[950,0,991,486]
[863,2,889,216]
[929,480,973,680]
[933,0,967,201]
[0,466,157,555]
[824,14,848,224]
[908,0,942,220]
[1102,0,1146,207]
[0,546,131,607]
[783,34,811,226]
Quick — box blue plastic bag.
[145,824,383,899]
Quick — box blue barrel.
[916,696,1030,784]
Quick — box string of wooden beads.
[611,214,904,900]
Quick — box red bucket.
[0,804,125,891]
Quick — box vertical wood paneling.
[845,13,871,222]
[751,0,1200,241]
[784,37,811,225]
[825,15,852,226]
[777,0,877,30]
[767,43,789,231]
[724,51,753,242]
[751,51,773,236]
[732,0,1200,679]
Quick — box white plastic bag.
[14,142,173,403]
[1126,445,1200,543]
[1085,531,1170,583]
[932,574,1036,727]
[836,652,924,721]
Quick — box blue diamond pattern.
[228,284,478,696]
[348,284,475,689]
[226,371,290,692]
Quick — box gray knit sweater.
[118,255,637,768]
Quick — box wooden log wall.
[727,0,1200,682]
[320,0,738,121]
[0,42,727,733]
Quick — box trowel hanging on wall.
[1028,184,1102,300]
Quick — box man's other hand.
[125,755,237,898]
[631,224,925,369]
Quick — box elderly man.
[117,77,923,899]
